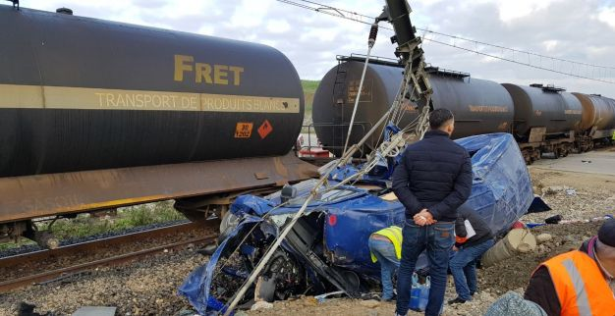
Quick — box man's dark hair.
[429,108,454,129]
[598,219,615,247]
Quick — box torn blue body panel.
[455,133,533,236]
[179,133,534,314]
[323,199,405,272]
[178,216,265,315]
[329,133,533,236]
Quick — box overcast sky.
[16,0,615,96]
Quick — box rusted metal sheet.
[573,93,597,131]
[0,153,318,224]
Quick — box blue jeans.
[396,220,455,316]
[368,237,400,300]
[450,239,495,301]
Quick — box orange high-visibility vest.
[539,250,615,316]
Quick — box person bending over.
[448,208,494,305]
[369,225,403,301]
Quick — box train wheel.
[522,150,532,164]
[564,144,571,157]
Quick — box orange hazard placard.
[258,120,273,139]
[234,122,253,138]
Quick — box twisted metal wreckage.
[178,1,535,314]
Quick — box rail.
[0,221,219,293]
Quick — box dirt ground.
[1,155,613,316]
[242,223,602,316]
[244,163,614,316]
[0,247,204,316]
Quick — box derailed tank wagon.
[502,83,583,161]
[312,58,405,157]
[0,5,317,246]
[312,56,615,163]
[572,93,615,149]
[313,57,515,157]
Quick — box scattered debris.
[314,291,345,303]
[359,300,381,309]
[536,233,553,244]
[542,186,565,196]
[479,291,496,303]
[1,170,609,316]
[72,306,116,316]
[301,297,319,307]
[176,309,199,316]
[482,229,536,267]
[527,197,552,213]
[544,215,563,224]
[178,134,535,314]
[255,276,276,303]
[250,301,273,311]
[17,302,50,316]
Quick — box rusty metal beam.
[0,154,318,224]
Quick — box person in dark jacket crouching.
[448,209,494,305]
[392,108,473,316]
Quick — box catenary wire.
[276,0,615,84]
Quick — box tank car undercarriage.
[0,154,318,248]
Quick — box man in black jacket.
[392,109,473,316]
[448,209,494,304]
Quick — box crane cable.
[343,23,379,155]
[222,104,397,316]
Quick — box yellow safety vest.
[370,226,403,263]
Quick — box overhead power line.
[426,38,615,84]
[276,0,615,84]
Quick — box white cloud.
[229,0,274,28]
[10,0,615,96]
[156,1,214,19]
[543,40,558,51]
[495,0,563,22]
[198,25,215,36]
[597,6,615,29]
[267,20,291,34]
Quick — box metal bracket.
[383,0,433,140]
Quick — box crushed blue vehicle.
[179,133,534,315]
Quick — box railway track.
[0,221,219,293]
